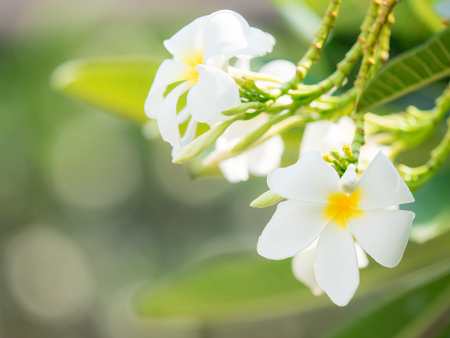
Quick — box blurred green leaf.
[51,56,162,125]
[357,28,450,112]
[407,0,445,33]
[329,268,450,338]
[135,230,450,322]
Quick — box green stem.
[371,12,394,77]
[279,0,342,94]
[352,0,400,162]
[355,0,398,91]
[287,0,379,101]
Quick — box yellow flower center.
[324,189,363,228]
[181,50,203,83]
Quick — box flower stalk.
[279,0,342,95]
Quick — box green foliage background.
[0,0,450,337]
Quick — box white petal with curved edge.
[292,244,323,296]
[145,86,165,119]
[145,59,193,119]
[219,154,250,183]
[257,200,328,260]
[357,151,415,210]
[268,150,340,203]
[187,65,240,123]
[201,10,250,62]
[348,209,414,268]
[259,60,296,82]
[163,16,204,61]
[315,223,359,306]
[229,28,275,59]
[157,81,193,150]
[355,242,369,268]
[248,135,284,176]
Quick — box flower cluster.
[145,10,275,155]
[144,9,417,307]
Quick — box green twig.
[279,0,342,94]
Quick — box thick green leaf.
[51,56,162,125]
[329,267,450,338]
[135,229,450,322]
[357,28,450,112]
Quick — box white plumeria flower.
[144,10,275,153]
[257,150,415,306]
[300,116,392,169]
[212,59,295,183]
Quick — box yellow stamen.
[324,189,363,228]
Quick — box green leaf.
[329,266,450,338]
[408,0,445,33]
[51,56,162,125]
[134,229,450,322]
[357,28,450,112]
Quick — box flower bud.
[250,190,284,208]
[338,164,358,194]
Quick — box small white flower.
[257,151,415,306]
[144,10,275,152]
[300,117,392,169]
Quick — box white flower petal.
[201,10,251,62]
[157,81,192,150]
[299,119,354,156]
[219,154,250,183]
[257,200,328,260]
[171,117,198,157]
[348,209,415,268]
[206,110,234,127]
[233,57,251,72]
[176,107,190,124]
[315,223,359,306]
[357,151,415,210]
[292,245,323,296]
[144,86,165,119]
[355,242,369,269]
[187,64,240,123]
[268,150,340,203]
[258,60,297,82]
[145,59,192,119]
[230,28,275,59]
[163,16,204,62]
[248,135,284,176]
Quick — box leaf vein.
[412,54,433,76]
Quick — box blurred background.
[1,0,450,337]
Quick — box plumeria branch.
[278,0,342,95]
[351,0,401,164]
[289,0,380,100]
